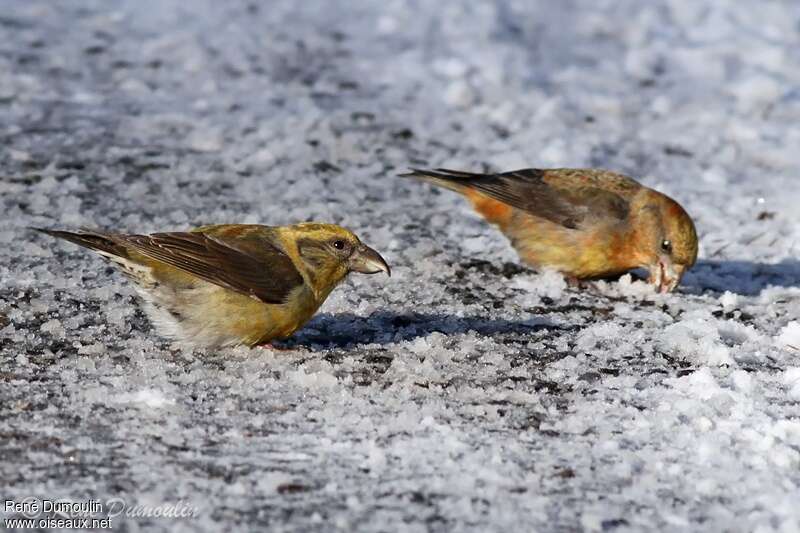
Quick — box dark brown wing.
[404,168,640,230]
[119,228,304,304]
[33,228,131,258]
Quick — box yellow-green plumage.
[35,223,390,348]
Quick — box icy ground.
[1,0,799,531]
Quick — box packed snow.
[1,0,799,531]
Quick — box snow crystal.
[443,80,476,108]
[659,312,735,366]
[77,342,106,355]
[719,290,738,312]
[671,367,722,401]
[40,318,65,338]
[287,366,339,389]
[512,269,567,301]
[776,321,800,350]
[730,369,754,393]
[114,389,176,409]
[783,368,800,400]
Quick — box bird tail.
[399,168,490,193]
[399,168,515,226]
[31,228,129,259]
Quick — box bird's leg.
[565,275,589,289]
[564,275,611,297]
[254,342,293,352]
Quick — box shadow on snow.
[683,259,800,296]
[279,310,565,350]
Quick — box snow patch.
[776,322,800,351]
[114,389,176,409]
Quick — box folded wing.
[404,167,640,230]
[118,229,304,304]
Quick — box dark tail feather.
[32,228,129,258]
[399,168,489,193]
[399,168,485,181]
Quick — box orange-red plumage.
[403,167,698,292]
[463,189,514,227]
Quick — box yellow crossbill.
[402,168,698,292]
[35,223,390,348]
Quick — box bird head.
[630,191,698,293]
[288,223,390,294]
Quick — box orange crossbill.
[35,223,390,348]
[402,168,698,292]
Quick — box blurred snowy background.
[1,0,799,531]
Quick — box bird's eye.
[661,239,673,253]
[332,240,346,250]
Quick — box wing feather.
[404,167,640,230]
[120,229,304,304]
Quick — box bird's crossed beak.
[349,244,391,276]
[648,257,685,293]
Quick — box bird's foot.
[254,342,293,352]
[564,275,613,297]
[565,276,590,290]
